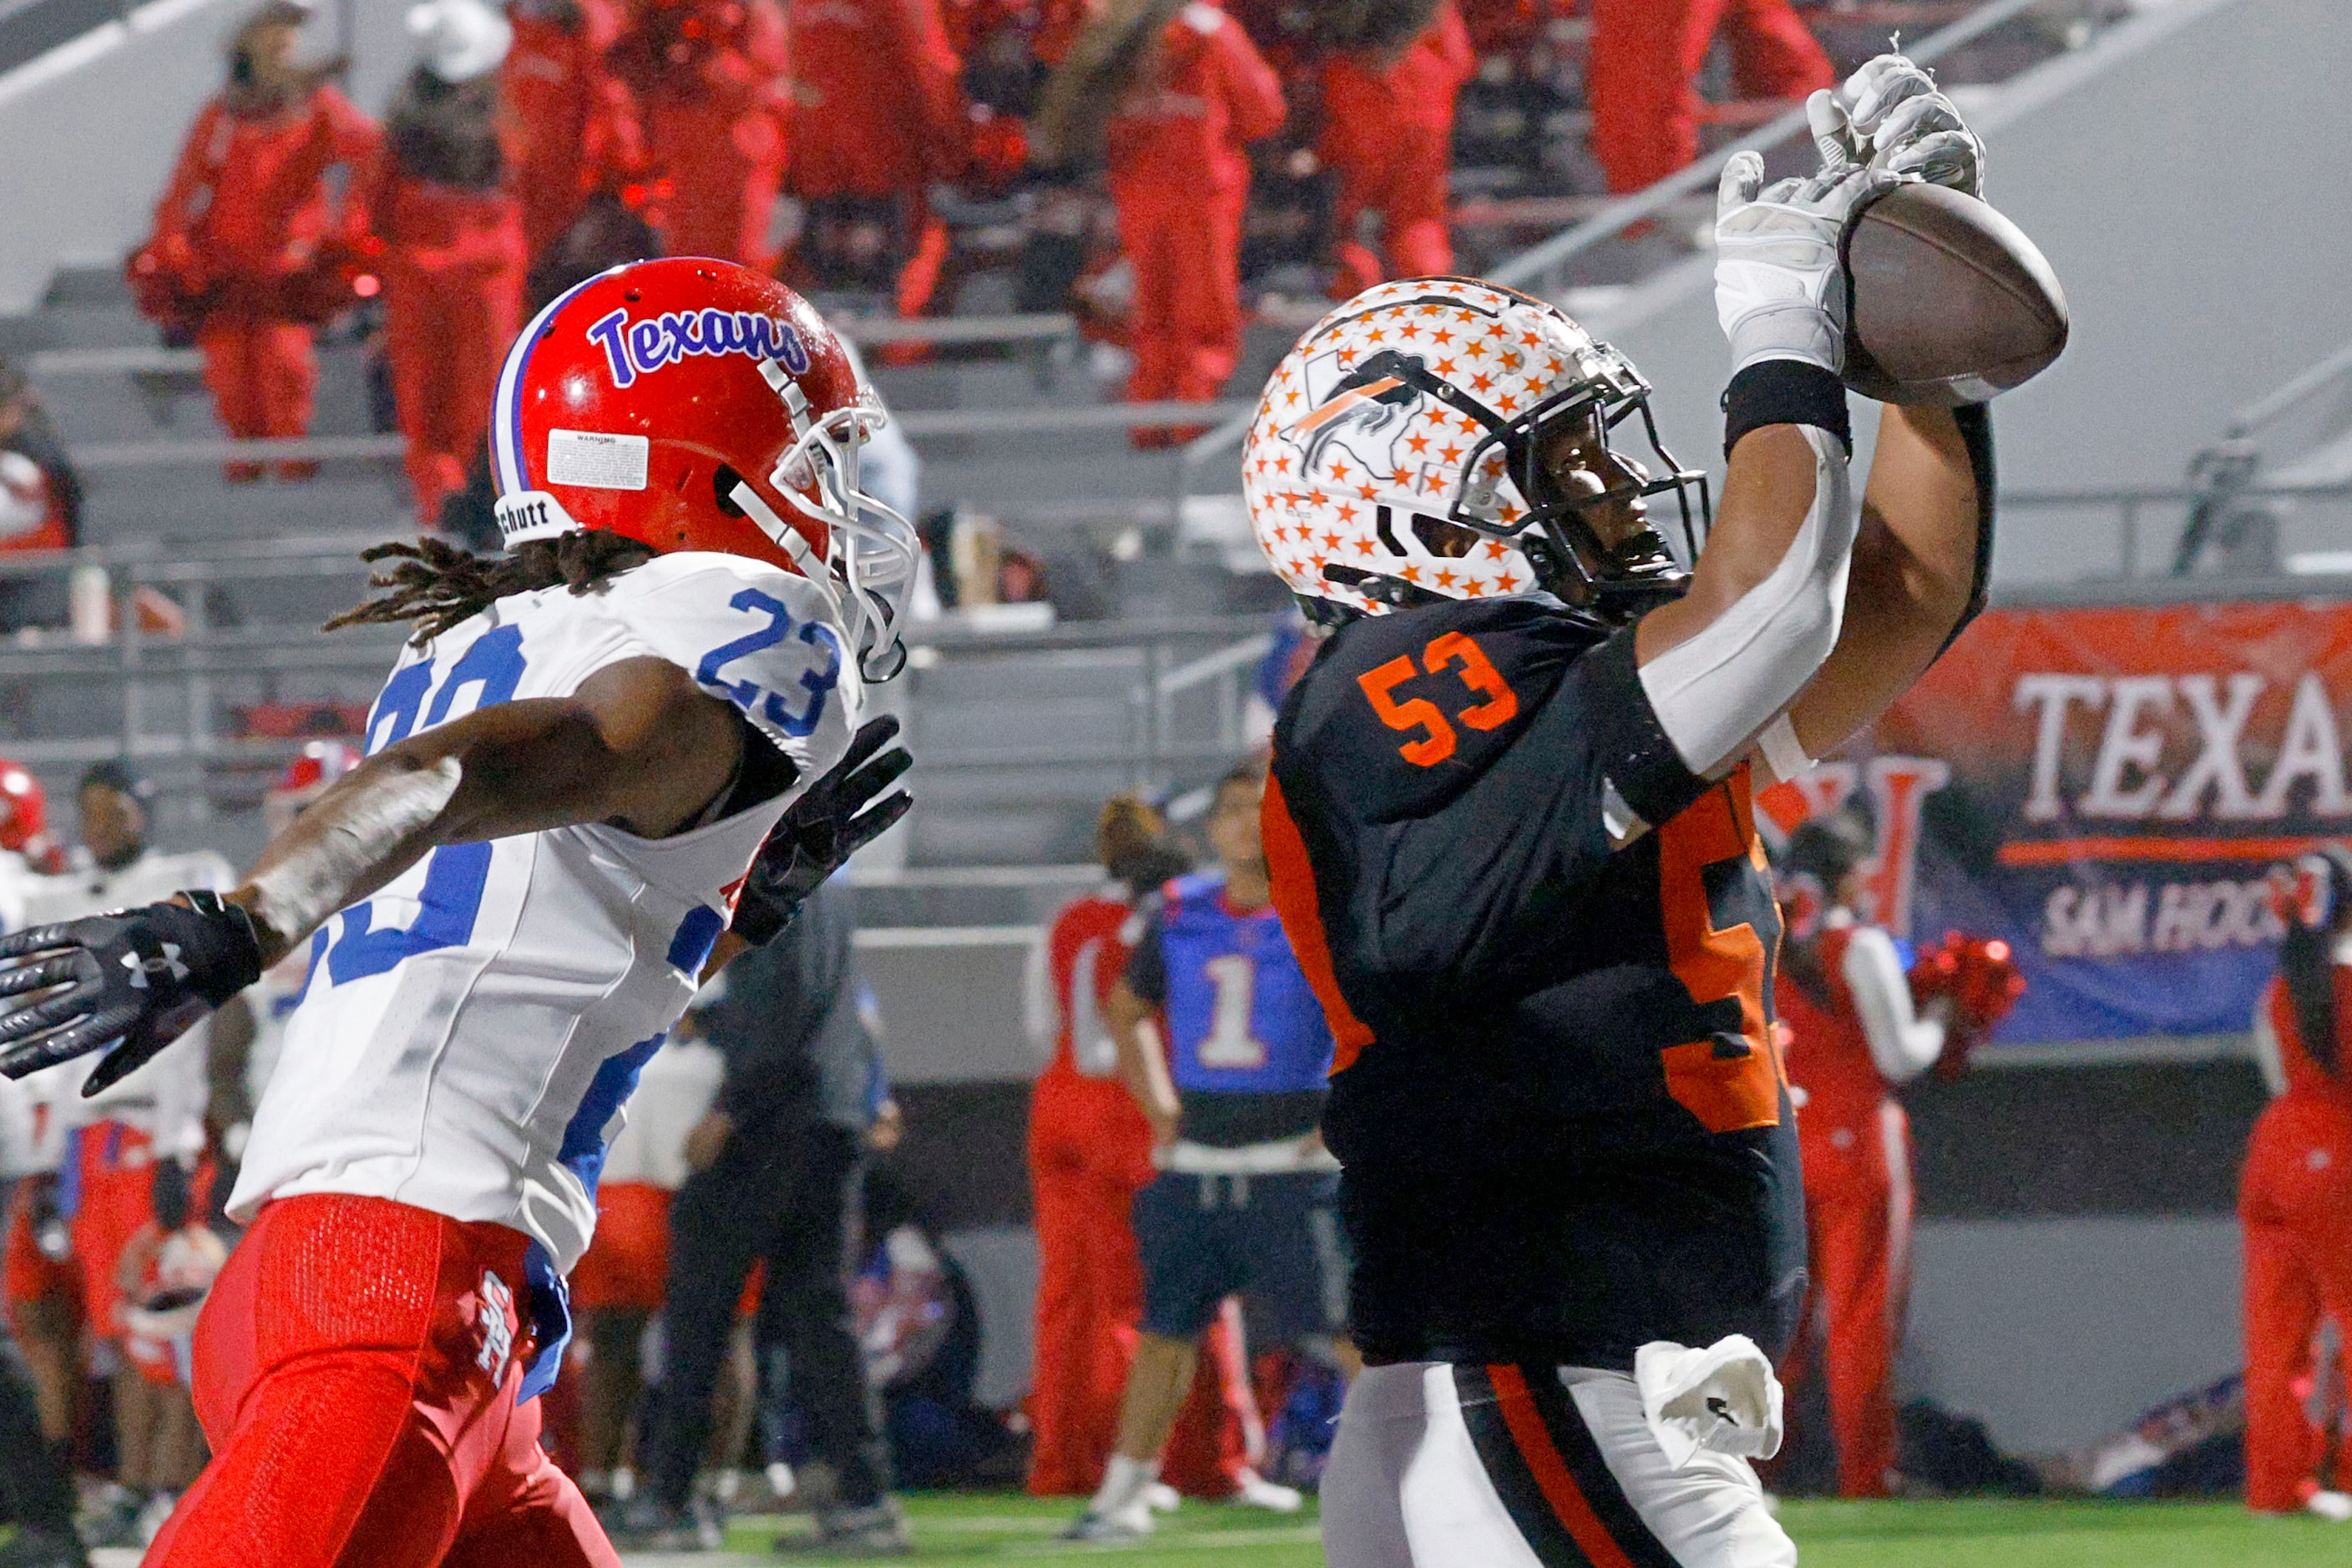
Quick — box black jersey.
[1264,595,1806,1370]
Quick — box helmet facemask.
[1437,345,1711,625]
[727,370,920,684]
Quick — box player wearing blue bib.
[1068,764,1352,1540]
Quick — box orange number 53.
[1357,631,1523,767]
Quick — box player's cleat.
[1062,1498,1155,1540]
[780,1498,913,1556]
[2309,1490,2352,1523]
[1144,1480,1182,1514]
[606,1494,726,1551]
[0,1522,89,1568]
[1232,1468,1304,1514]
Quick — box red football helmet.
[265,740,362,840]
[488,256,917,678]
[0,759,54,869]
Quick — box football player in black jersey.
[1243,55,1990,1568]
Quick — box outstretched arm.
[235,655,742,965]
[1765,404,1984,773]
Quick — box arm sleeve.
[1636,423,1854,777]
[1021,928,1056,1063]
[2250,993,2289,1099]
[1219,19,1287,144]
[151,104,225,239]
[1122,915,1168,1007]
[1842,926,1945,1086]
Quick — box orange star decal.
[1358,483,1378,500]
[1439,443,1464,463]
[1365,328,1388,344]
[1400,564,1423,583]
[1470,373,1495,393]
[1389,469,1413,486]
[1321,532,1342,551]
[1406,433,1430,453]
[1497,573,1521,591]
[1435,357,1458,376]
[1484,540,1510,559]
[1335,503,1358,522]
[1434,569,1459,589]
[1430,327,1454,346]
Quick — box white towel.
[1633,1335,1785,1469]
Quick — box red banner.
[1758,601,2352,1042]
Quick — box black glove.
[0,891,263,1095]
[732,714,913,946]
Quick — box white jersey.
[15,847,234,1166]
[231,551,859,1272]
[598,1034,722,1191]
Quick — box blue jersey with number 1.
[1153,871,1333,1095]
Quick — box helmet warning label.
[547,429,650,491]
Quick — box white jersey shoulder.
[234,550,854,1272]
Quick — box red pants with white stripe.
[1788,1099,1910,1499]
[1027,1069,1258,1496]
[2241,1095,2352,1513]
[145,1193,615,1568]
[1584,0,1833,194]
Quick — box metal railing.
[24,314,1080,381]
[0,586,1278,813]
[65,398,1252,470]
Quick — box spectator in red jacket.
[1585,0,1832,194]
[786,0,965,318]
[1045,0,1283,448]
[357,0,528,523]
[609,0,792,271]
[145,1,378,480]
[1317,0,1473,298]
[2243,850,2352,1521]
[502,0,648,260]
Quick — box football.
[1840,182,2070,406]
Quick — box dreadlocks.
[326,531,657,644]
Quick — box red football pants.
[1112,181,1247,437]
[2241,1095,2352,1513]
[1327,126,1454,299]
[1585,0,1833,194]
[71,1119,159,1339]
[198,317,317,459]
[1791,1099,1911,1499]
[1027,1079,1254,1496]
[145,1193,615,1568]
[648,103,786,272]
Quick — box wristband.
[1722,360,1852,459]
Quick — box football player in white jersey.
[0,258,918,1568]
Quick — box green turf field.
[696,1491,2352,1566]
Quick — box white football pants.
[1322,1363,1797,1568]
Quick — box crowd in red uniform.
[126,0,1840,513]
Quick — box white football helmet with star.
[1243,278,1708,623]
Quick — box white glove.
[1712,107,1885,376]
[1825,53,1985,196]
[1634,1335,1785,1470]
